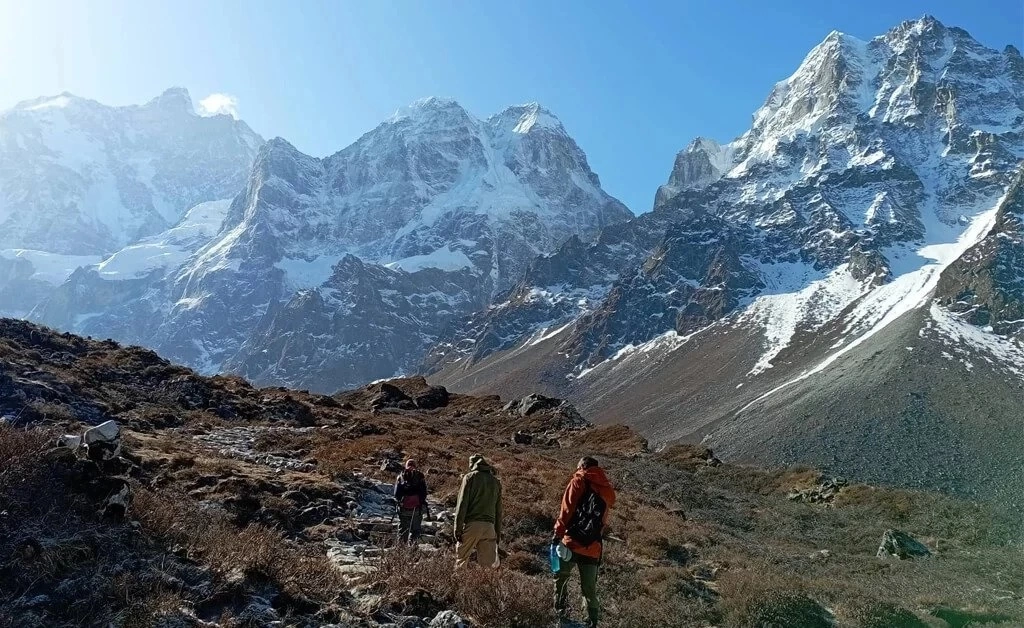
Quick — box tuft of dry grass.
[371,546,554,628]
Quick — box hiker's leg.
[397,509,412,544]
[410,507,423,542]
[455,523,481,568]
[475,522,498,568]
[553,557,574,620]
[578,561,600,625]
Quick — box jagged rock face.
[431,17,1024,377]
[561,217,763,365]
[935,168,1024,339]
[225,255,486,392]
[0,88,262,255]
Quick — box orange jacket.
[554,466,616,559]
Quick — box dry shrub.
[834,484,1012,545]
[615,502,689,561]
[253,429,314,454]
[715,565,809,626]
[110,575,187,628]
[313,433,397,475]
[28,400,78,423]
[733,591,832,628]
[132,486,344,601]
[602,563,719,627]
[571,424,648,456]
[0,424,55,514]
[849,601,929,628]
[659,443,715,470]
[372,546,553,627]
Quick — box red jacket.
[554,466,616,559]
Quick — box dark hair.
[578,456,599,469]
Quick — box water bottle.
[549,541,561,573]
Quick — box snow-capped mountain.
[30,97,630,389]
[0,88,262,255]
[430,17,1024,503]
[0,88,262,318]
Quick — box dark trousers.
[554,553,601,624]
[397,507,422,544]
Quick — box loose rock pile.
[503,393,591,430]
[787,476,848,505]
[192,426,318,472]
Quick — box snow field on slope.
[740,193,1005,412]
[740,261,869,375]
[926,303,1024,378]
[0,249,102,284]
[96,200,232,280]
[385,245,475,273]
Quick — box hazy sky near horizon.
[1,1,1021,213]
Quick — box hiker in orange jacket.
[553,456,616,627]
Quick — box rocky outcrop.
[935,167,1024,340]
[877,529,932,559]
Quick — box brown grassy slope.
[0,318,1022,627]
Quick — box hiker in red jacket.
[553,456,616,628]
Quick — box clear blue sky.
[2,1,1021,213]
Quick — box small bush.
[737,591,832,628]
[852,602,928,628]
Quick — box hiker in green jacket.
[454,454,503,568]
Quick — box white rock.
[83,420,120,444]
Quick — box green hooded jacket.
[455,455,503,539]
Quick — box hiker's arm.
[454,475,469,538]
[554,476,584,538]
[419,477,428,503]
[393,476,402,500]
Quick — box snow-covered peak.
[389,97,469,122]
[144,87,196,115]
[0,88,263,255]
[16,93,76,112]
[488,102,566,136]
[656,137,736,201]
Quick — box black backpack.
[397,470,425,509]
[566,481,607,546]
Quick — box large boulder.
[511,393,562,416]
[413,385,450,410]
[504,393,590,430]
[877,529,932,560]
[370,383,415,411]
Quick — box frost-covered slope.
[431,17,1024,495]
